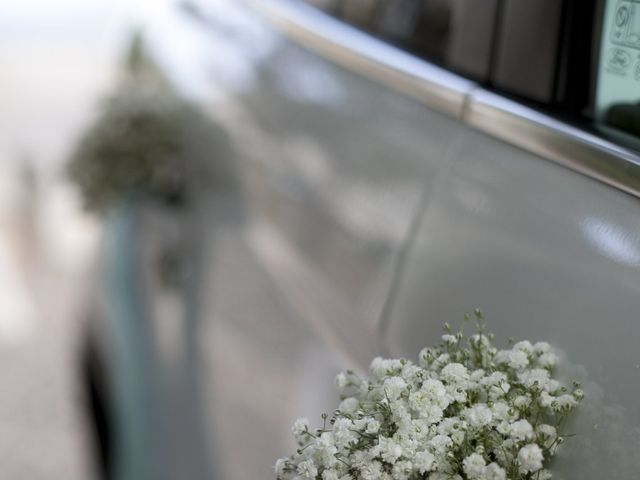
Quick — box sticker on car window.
[595,0,640,123]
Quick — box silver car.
[81,1,640,479]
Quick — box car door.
[144,1,472,479]
[380,2,640,480]
[109,1,640,479]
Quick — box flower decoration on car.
[276,311,582,480]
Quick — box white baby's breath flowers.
[413,450,435,474]
[338,397,359,414]
[383,376,407,401]
[335,372,349,391]
[442,334,458,346]
[509,419,535,442]
[291,417,310,442]
[297,459,318,479]
[462,452,486,479]
[517,444,544,473]
[276,312,582,480]
[485,462,507,480]
[275,458,287,477]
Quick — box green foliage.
[67,34,202,212]
[68,84,188,212]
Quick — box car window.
[445,0,498,80]
[596,0,640,138]
[339,0,379,27]
[333,0,497,80]
[305,0,341,11]
[307,0,601,109]
[308,0,638,148]
[491,0,598,111]
[491,0,565,103]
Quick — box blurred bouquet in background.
[67,34,233,214]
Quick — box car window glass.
[446,0,498,80]
[305,0,341,12]
[379,0,451,62]
[491,0,565,103]
[336,0,497,80]
[596,0,640,138]
[340,0,379,27]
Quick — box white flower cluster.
[275,314,582,480]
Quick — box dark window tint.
[446,0,499,80]
[336,0,498,81]
[339,0,380,27]
[446,0,498,80]
[414,2,451,57]
[491,0,597,109]
[491,0,565,103]
[304,0,342,12]
[376,0,426,43]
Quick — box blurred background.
[0,1,179,478]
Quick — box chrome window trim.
[248,0,640,200]
[249,0,473,118]
[465,90,640,198]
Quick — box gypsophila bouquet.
[275,311,583,480]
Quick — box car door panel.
[384,128,640,479]
[221,11,468,334]
[119,1,640,479]
[175,2,469,479]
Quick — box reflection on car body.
[79,1,640,479]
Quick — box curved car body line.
[248,0,473,118]
[249,0,640,200]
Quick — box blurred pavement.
[0,165,98,479]
[0,1,128,478]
